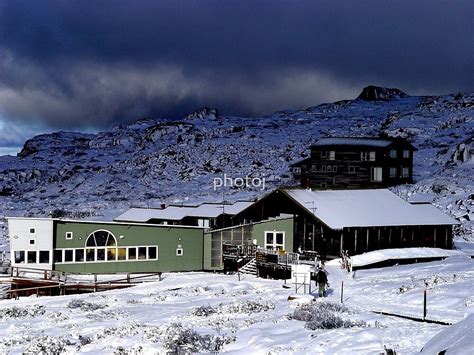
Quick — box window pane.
[138,247,147,260]
[390,150,397,158]
[266,232,273,244]
[117,248,127,260]
[128,247,137,260]
[27,251,37,263]
[75,249,84,262]
[107,248,117,261]
[106,234,116,246]
[86,235,96,247]
[94,231,109,246]
[15,251,25,263]
[148,246,157,259]
[54,250,63,263]
[369,152,376,161]
[65,250,74,262]
[86,248,95,262]
[39,251,50,263]
[276,233,284,245]
[403,150,410,158]
[96,248,106,261]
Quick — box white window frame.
[348,166,356,174]
[26,250,38,264]
[321,151,328,158]
[329,151,335,160]
[55,245,158,263]
[327,166,332,172]
[369,151,376,161]
[65,232,73,240]
[176,247,184,256]
[370,167,383,182]
[361,152,368,161]
[389,149,397,158]
[38,250,50,264]
[403,150,410,158]
[264,231,285,250]
[198,218,210,228]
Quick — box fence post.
[423,289,427,320]
[341,281,344,303]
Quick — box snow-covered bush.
[0,305,45,319]
[114,345,143,354]
[222,300,275,314]
[162,323,234,353]
[67,299,107,311]
[191,300,274,317]
[191,304,217,317]
[26,335,70,354]
[288,302,366,330]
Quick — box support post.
[434,227,437,247]
[377,229,381,249]
[366,229,369,252]
[412,228,415,246]
[423,289,427,320]
[340,232,343,255]
[341,281,344,303]
[445,227,449,248]
[303,218,307,250]
[354,229,358,254]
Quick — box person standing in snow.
[315,267,328,297]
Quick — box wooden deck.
[1,266,162,299]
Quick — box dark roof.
[290,157,311,167]
[311,137,417,150]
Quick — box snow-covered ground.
[0,254,472,354]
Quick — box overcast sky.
[0,0,473,149]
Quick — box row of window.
[307,165,410,178]
[14,250,51,264]
[319,150,411,161]
[390,149,411,159]
[13,246,163,264]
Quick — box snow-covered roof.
[312,137,395,148]
[407,193,435,204]
[114,201,253,223]
[342,247,465,267]
[283,188,459,230]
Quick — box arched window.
[86,230,116,247]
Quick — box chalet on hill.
[291,137,417,189]
[233,188,459,259]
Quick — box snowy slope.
[0,88,473,251]
[0,254,472,354]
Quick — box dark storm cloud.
[0,0,472,133]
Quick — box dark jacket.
[315,270,328,284]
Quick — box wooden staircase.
[239,258,257,275]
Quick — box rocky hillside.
[0,86,473,244]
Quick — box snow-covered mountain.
[0,86,473,244]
